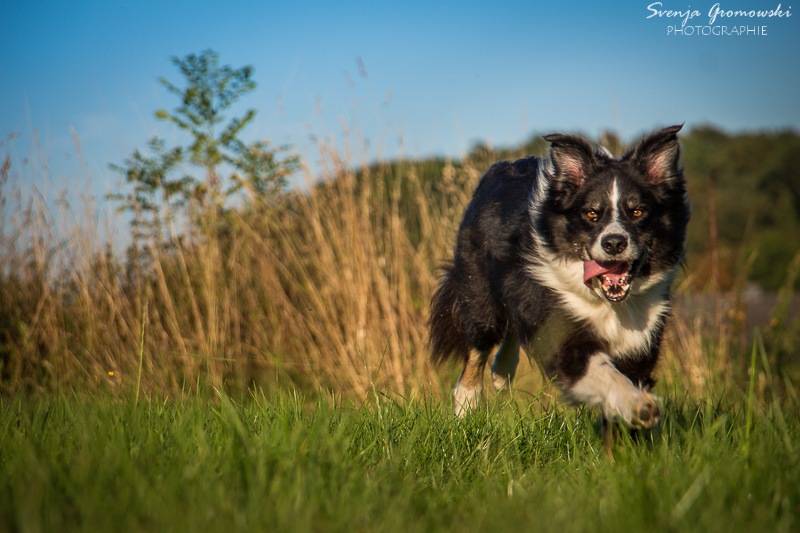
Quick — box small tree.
[107,136,187,245]
[110,49,299,239]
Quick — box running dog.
[429,125,690,442]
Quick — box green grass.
[2,386,798,533]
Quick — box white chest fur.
[526,252,670,359]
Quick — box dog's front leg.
[453,349,490,417]
[564,353,661,429]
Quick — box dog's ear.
[544,133,596,187]
[626,125,683,185]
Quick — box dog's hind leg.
[453,349,490,417]
[490,331,520,391]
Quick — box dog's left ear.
[626,124,683,185]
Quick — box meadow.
[2,380,798,533]
[1,125,799,532]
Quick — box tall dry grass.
[0,133,487,400]
[1,132,793,402]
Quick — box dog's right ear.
[543,133,596,187]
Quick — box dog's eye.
[585,210,598,220]
[632,208,645,218]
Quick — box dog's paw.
[626,390,661,429]
[606,389,661,429]
[453,383,482,418]
[490,369,513,392]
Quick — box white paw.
[490,368,513,391]
[606,388,661,428]
[453,382,482,417]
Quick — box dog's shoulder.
[455,156,544,268]
[465,156,543,222]
[474,155,542,195]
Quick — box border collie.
[429,125,690,436]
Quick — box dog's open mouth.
[583,260,632,303]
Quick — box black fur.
[429,156,550,361]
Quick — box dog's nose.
[601,234,628,255]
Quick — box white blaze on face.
[590,179,637,262]
[604,179,624,235]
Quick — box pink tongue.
[583,261,629,288]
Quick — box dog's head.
[540,125,690,303]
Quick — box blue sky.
[2,0,799,218]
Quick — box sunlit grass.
[1,381,798,533]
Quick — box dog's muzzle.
[583,260,633,302]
